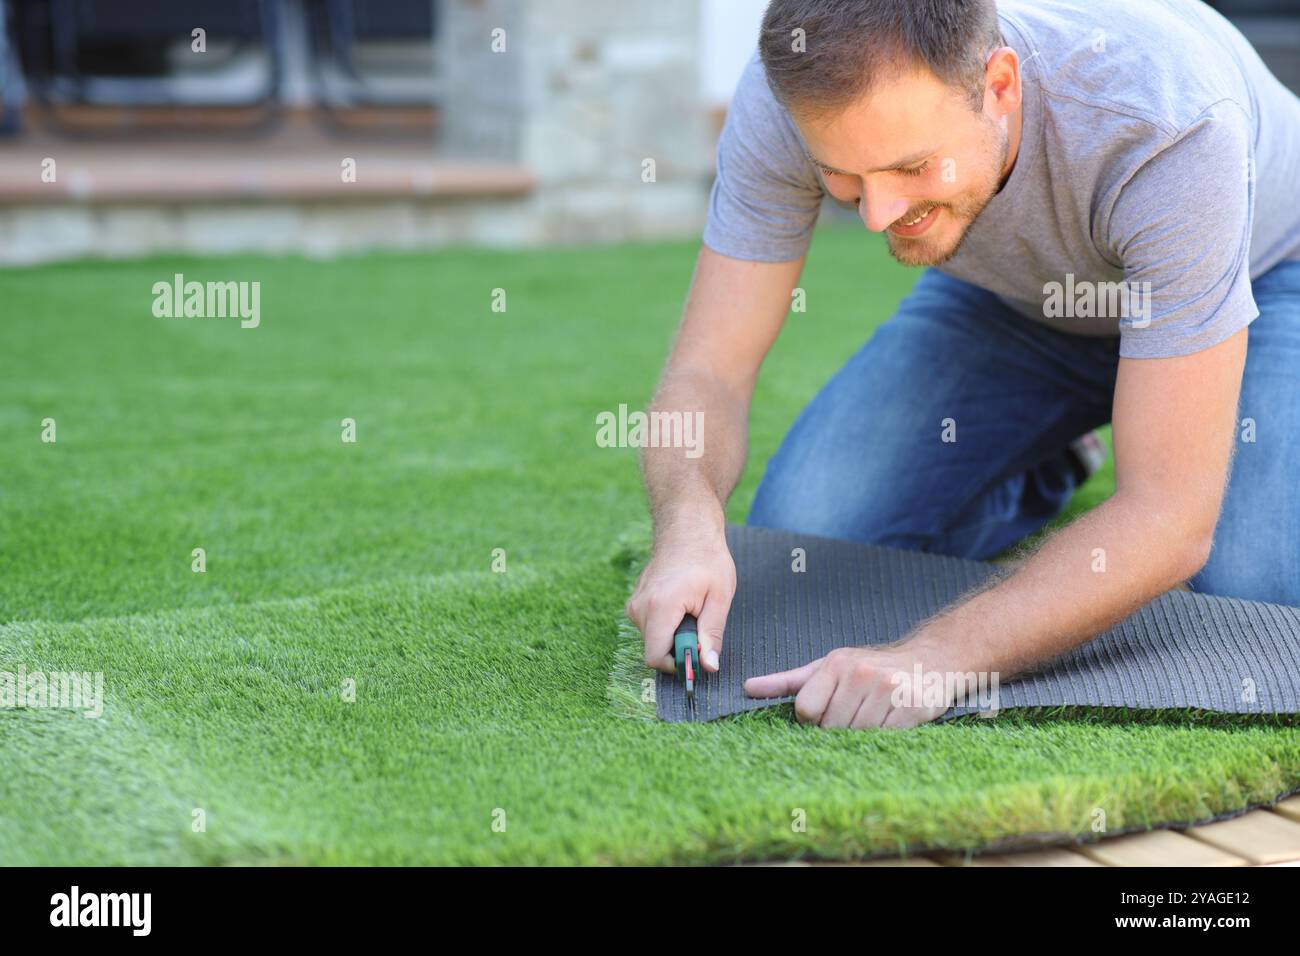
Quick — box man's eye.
[817,166,840,177]
[898,161,931,177]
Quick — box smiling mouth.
[888,204,940,237]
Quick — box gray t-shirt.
[703,0,1300,358]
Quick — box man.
[625,0,1300,729]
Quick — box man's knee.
[746,445,930,548]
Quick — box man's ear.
[983,47,1022,116]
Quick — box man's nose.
[857,182,909,232]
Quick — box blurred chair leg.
[0,0,25,135]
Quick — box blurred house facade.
[0,0,724,263]
[0,0,1296,264]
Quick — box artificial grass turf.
[6,561,1300,865]
[2,225,1295,864]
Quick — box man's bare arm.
[643,246,803,535]
[907,327,1248,681]
[626,244,804,673]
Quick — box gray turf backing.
[655,524,1300,723]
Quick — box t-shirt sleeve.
[1107,102,1259,359]
[701,52,826,263]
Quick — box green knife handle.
[673,614,699,675]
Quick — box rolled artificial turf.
[647,525,1300,724]
[3,228,1297,864]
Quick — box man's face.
[793,61,1016,267]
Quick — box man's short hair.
[760,0,1004,117]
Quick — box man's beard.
[884,119,1010,268]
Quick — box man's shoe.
[1066,430,1108,486]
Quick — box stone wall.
[436,0,715,244]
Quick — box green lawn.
[2,226,1296,865]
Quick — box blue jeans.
[748,261,1300,605]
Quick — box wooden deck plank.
[1183,809,1300,865]
[1078,829,1248,867]
[1272,795,1300,824]
[744,856,941,867]
[931,848,1102,867]
[814,857,942,867]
